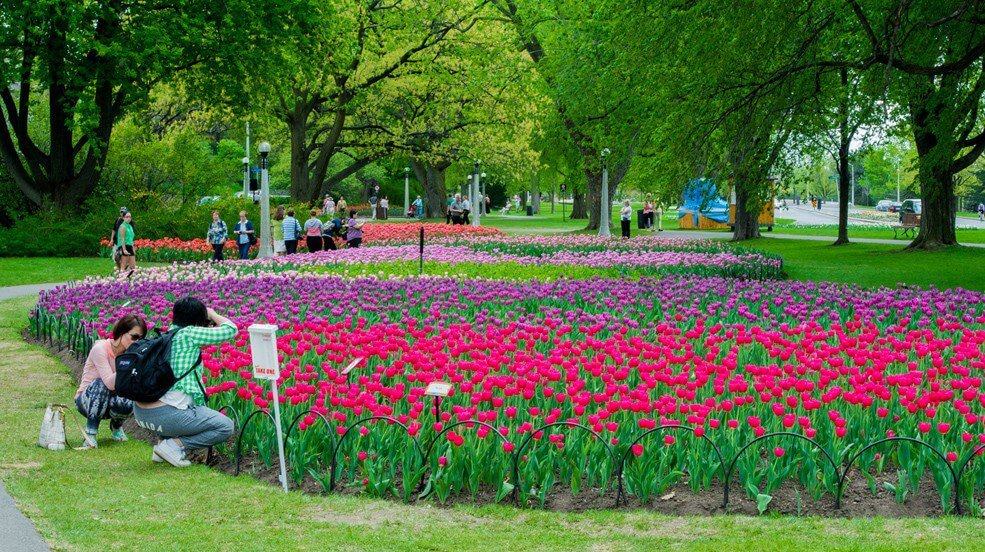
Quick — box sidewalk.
[0,283,66,301]
[0,283,62,551]
[0,480,50,551]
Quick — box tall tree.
[0,0,254,209]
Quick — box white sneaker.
[152,439,191,467]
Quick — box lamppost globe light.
[258,141,271,156]
[242,157,249,165]
[481,172,486,178]
[405,166,409,172]
[601,148,610,158]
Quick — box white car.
[875,200,893,211]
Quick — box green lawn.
[745,238,985,290]
[0,258,167,287]
[1,295,983,551]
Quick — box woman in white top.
[620,200,633,238]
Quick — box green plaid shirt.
[169,322,237,405]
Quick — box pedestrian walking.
[411,195,423,219]
[323,195,335,218]
[978,202,984,222]
[380,196,389,220]
[450,194,465,225]
[346,209,365,248]
[282,209,302,254]
[336,196,348,215]
[620,200,632,238]
[117,210,137,274]
[461,196,471,225]
[304,209,324,252]
[446,194,454,224]
[110,207,131,271]
[233,211,255,260]
[643,194,655,231]
[272,205,286,256]
[207,211,228,261]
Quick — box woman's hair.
[239,210,247,217]
[111,314,147,340]
[274,205,285,221]
[172,297,209,328]
[310,209,318,217]
[212,210,220,216]
[287,209,295,217]
[350,209,357,218]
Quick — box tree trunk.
[571,191,587,219]
[732,186,761,241]
[833,67,851,246]
[583,169,623,231]
[834,142,851,246]
[411,158,450,218]
[287,109,313,202]
[905,76,959,250]
[531,172,540,214]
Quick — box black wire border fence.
[32,312,984,516]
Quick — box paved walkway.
[0,284,62,551]
[0,283,66,301]
[0,477,50,551]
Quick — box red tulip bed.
[98,223,503,263]
[33,241,985,516]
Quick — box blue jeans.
[238,242,250,259]
[75,379,133,435]
[133,404,234,452]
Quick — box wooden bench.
[891,213,921,239]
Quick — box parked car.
[875,199,893,211]
[888,201,902,213]
[900,199,922,215]
[234,190,261,201]
[197,195,221,205]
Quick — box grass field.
[1,295,983,551]
[743,239,985,291]
[0,258,167,287]
[772,225,985,244]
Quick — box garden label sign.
[247,323,289,493]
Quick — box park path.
[0,284,62,552]
[0,283,65,301]
[646,229,985,248]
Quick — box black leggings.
[285,240,298,254]
[211,243,224,261]
[322,236,337,250]
[621,219,631,238]
[306,236,322,252]
[347,238,362,248]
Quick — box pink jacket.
[75,340,118,397]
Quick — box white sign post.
[248,323,289,493]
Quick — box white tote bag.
[39,403,68,450]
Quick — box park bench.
[891,213,921,239]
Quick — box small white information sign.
[424,381,453,397]
[342,357,364,375]
[246,323,288,493]
[248,323,279,380]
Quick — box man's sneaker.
[112,428,128,442]
[152,439,191,467]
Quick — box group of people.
[445,193,490,225]
[274,205,366,253]
[207,210,257,261]
[75,297,237,470]
[618,194,664,238]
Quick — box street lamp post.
[242,157,250,200]
[896,157,901,202]
[598,148,611,237]
[404,166,410,218]
[480,172,487,215]
[472,160,481,227]
[257,142,273,258]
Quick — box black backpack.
[115,328,202,402]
